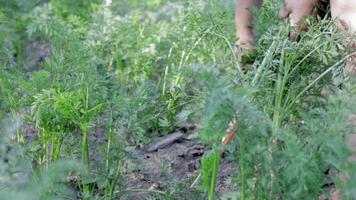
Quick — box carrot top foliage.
[1,0,356,199]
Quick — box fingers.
[288,8,313,41]
[279,0,321,40]
[236,32,254,52]
[278,3,291,20]
[279,2,302,41]
[235,35,254,62]
[288,4,314,31]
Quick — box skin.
[278,0,320,40]
[235,0,262,53]
[330,0,356,32]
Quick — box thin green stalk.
[251,41,279,87]
[184,27,211,64]
[108,161,121,200]
[53,134,64,160]
[162,47,173,96]
[287,42,326,79]
[82,87,90,167]
[37,129,42,165]
[283,52,356,118]
[50,137,55,163]
[208,151,221,200]
[174,27,211,87]
[41,129,46,164]
[269,40,288,199]
[44,141,48,166]
[207,31,243,76]
[42,129,49,168]
[81,124,91,200]
[81,123,89,167]
[162,64,170,96]
[105,109,118,199]
[106,126,113,174]
[240,141,246,200]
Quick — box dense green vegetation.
[1,0,356,199]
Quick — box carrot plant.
[0,113,87,200]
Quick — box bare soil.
[22,118,237,199]
[123,130,237,199]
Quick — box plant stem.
[108,161,121,200]
[53,134,64,160]
[81,123,89,167]
[240,140,246,200]
[251,41,278,87]
[50,137,54,162]
[269,40,288,199]
[82,87,90,167]
[42,129,49,168]
[283,51,356,118]
[106,126,114,198]
[106,126,112,174]
[208,151,221,200]
[81,123,90,200]
[207,31,244,76]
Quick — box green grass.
[1,0,356,199]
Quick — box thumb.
[279,4,291,20]
[289,1,320,30]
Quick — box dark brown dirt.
[24,39,51,72]
[122,132,237,200]
[21,120,38,143]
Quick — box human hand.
[279,0,320,40]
